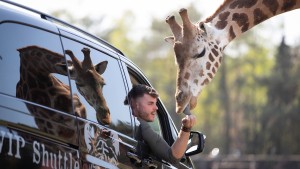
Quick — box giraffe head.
[65,48,111,125]
[165,8,225,114]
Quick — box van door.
[0,22,80,168]
[60,36,139,168]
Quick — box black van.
[0,1,204,168]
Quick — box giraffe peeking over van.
[165,0,300,114]
[16,46,111,126]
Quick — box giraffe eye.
[193,48,206,59]
[199,22,206,32]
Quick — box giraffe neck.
[205,0,300,45]
[17,46,67,110]
[17,46,67,75]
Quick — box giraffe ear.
[164,36,175,44]
[95,61,108,75]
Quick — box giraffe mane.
[204,0,232,23]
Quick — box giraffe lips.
[176,95,198,114]
[190,96,198,109]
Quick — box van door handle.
[127,152,158,169]
[143,157,158,169]
[127,151,142,163]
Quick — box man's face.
[135,94,158,122]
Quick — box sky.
[8,0,300,46]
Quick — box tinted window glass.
[61,38,132,136]
[0,23,72,113]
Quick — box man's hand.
[171,114,197,159]
[181,115,196,132]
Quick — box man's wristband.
[181,126,191,132]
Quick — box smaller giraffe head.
[165,8,224,114]
[65,48,111,125]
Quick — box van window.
[0,23,72,114]
[61,38,133,137]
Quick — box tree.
[261,37,300,154]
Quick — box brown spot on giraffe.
[212,48,219,56]
[253,8,268,25]
[184,72,190,79]
[209,53,215,62]
[262,0,279,15]
[207,73,213,79]
[206,62,211,70]
[201,78,210,86]
[229,0,258,9]
[212,67,216,74]
[229,26,236,40]
[216,11,230,29]
[183,81,188,88]
[194,79,198,85]
[215,62,220,69]
[282,0,297,12]
[232,13,249,32]
[200,69,205,77]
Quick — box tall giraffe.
[65,48,110,125]
[16,46,84,142]
[16,46,117,167]
[165,0,300,114]
[16,45,110,136]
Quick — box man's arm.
[171,115,196,159]
[139,119,178,163]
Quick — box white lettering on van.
[7,132,13,156]
[50,152,57,169]
[41,143,49,167]
[14,135,25,158]
[0,129,79,169]
[0,130,25,159]
[0,131,5,154]
[33,141,40,163]
[33,141,79,169]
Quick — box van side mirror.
[185,131,205,156]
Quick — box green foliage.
[260,39,300,154]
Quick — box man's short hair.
[124,84,159,105]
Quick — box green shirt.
[135,119,179,164]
